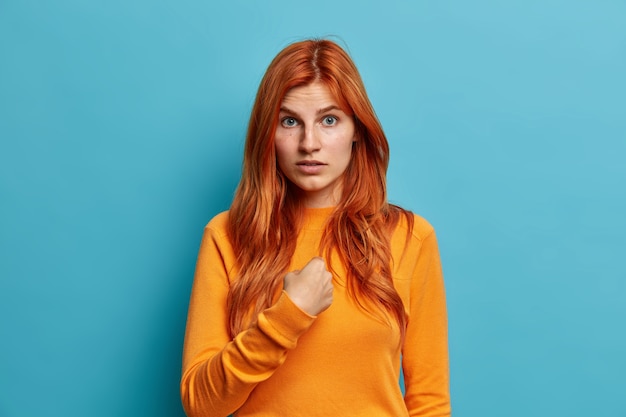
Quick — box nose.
[299,125,321,153]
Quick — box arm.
[180,222,317,417]
[402,226,451,417]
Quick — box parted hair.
[227,39,413,338]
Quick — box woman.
[181,39,450,417]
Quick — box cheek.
[339,134,356,160]
[274,139,292,169]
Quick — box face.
[274,82,356,208]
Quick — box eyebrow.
[279,105,343,116]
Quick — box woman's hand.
[283,257,334,316]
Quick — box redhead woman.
[180,39,450,417]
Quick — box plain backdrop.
[1,1,625,416]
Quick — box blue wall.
[1,1,624,416]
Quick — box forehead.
[280,82,339,109]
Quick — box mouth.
[296,160,326,166]
[295,160,326,174]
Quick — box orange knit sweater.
[181,207,450,416]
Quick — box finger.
[306,256,326,267]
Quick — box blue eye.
[281,117,298,127]
[322,116,337,126]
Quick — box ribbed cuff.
[257,291,317,349]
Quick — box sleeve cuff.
[256,291,317,349]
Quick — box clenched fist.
[283,257,334,316]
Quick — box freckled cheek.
[276,137,296,154]
[274,138,297,171]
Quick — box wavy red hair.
[227,39,413,339]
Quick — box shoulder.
[410,213,436,240]
[204,210,230,239]
[392,208,436,243]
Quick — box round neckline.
[301,206,335,230]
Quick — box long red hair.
[227,39,413,338]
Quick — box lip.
[296,160,326,174]
[296,160,326,166]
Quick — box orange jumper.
[181,207,450,416]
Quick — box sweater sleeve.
[180,221,317,417]
[402,224,451,417]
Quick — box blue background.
[1,1,625,416]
